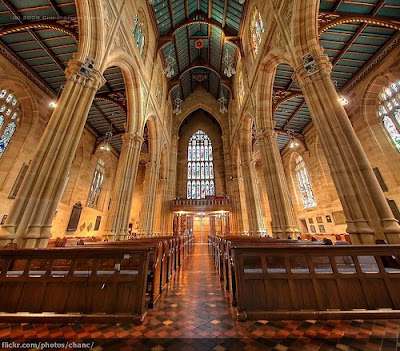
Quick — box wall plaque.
[67,202,82,232]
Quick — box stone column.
[257,130,300,238]
[105,132,143,241]
[241,160,266,236]
[0,59,105,248]
[138,160,160,237]
[294,54,400,244]
[230,176,247,235]
[165,135,179,235]
[154,177,168,236]
[221,135,236,234]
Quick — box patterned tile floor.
[0,244,400,350]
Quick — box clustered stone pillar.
[294,54,400,244]
[230,176,247,235]
[257,130,300,238]
[0,59,105,248]
[241,160,266,236]
[105,132,143,241]
[138,160,160,237]
[165,135,179,235]
[153,177,168,236]
[221,135,237,235]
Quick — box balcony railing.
[172,196,231,212]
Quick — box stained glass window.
[0,90,21,159]
[187,181,192,199]
[251,8,265,57]
[187,130,215,199]
[295,156,317,209]
[238,72,245,106]
[87,159,105,209]
[132,14,146,57]
[378,81,400,152]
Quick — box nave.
[1,244,400,351]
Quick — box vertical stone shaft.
[106,132,143,241]
[295,55,400,244]
[0,59,105,248]
[241,160,265,236]
[221,135,236,234]
[165,135,179,235]
[139,160,160,236]
[154,178,168,235]
[257,130,300,238]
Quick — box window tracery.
[187,131,215,200]
[0,89,21,159]
[87,159,105,209]
[295,156,317,209]
[378,81,400,152]
[250,8,264,57]
[132,13,146,57]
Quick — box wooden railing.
[232,245,400,320]
[172,197,231,211]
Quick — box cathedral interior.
[0,0,400,350]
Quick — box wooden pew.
[217,237,324,306]
[48,236,103,248]
[231,244,400,321]
[0,246,151,324]
[80,234,194,308]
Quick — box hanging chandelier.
[218,91,228,114]
[173,97,183,115]
[164,51,176,79]
[332,79,349,106]
[222,49,236,78]
[100,127,113,152]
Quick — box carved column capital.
[293,54,332,90]
[65,59,106,91]
[256,129,277,142]
[122,131,143,146]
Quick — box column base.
[384,233,400,244]
[349,233,377,245]
[103,232,116,242]
[0,225,16,247]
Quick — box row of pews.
[0,234,193,324]
[209,235,400,321]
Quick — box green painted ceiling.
[151,0,245,102]
[273,0,400,150]
[0,0,127,152]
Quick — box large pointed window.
[295,156,317,209]
[378,81,400,152]
[187,130,215,200]
[250,8,264,57]
[0,89,21,159]
[87,159,105,209]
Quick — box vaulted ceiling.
[150,0,246,103]
[273,0,400,150]
[0,0,127,152]
[1,1,399,154]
